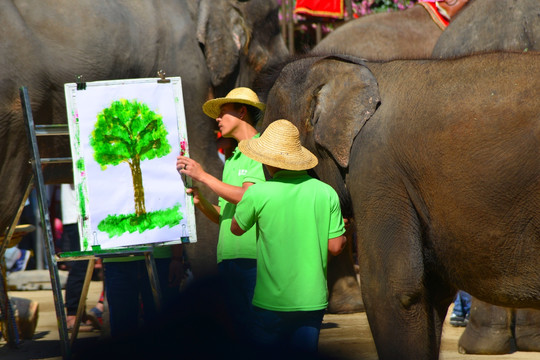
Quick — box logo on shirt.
[238,169,248,176]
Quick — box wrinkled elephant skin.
[311,1,476,315]
[459,297,540,354]
[433,0,540,58]
[257,52,540,360]
[0,0,287,278]
[313,4,444,60]
[432,0,540,354]
[458,297,513,354]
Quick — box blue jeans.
[104,258,176,338]
[453,290,472,317]
[217,258,256,340]
[251,306,325,355]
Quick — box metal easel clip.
[157,70,170,83]
[76,75,86,90]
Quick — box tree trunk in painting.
[130,157,146,216]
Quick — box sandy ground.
[1,280,540,360]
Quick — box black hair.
[232,103,263,126]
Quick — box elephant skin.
[515,307,540,352]
[327,218,365,314]
[312,1,473,315]
[458,297,514,354]
[257,52,540,359]
[313,4,445,60]
[432,0,540,354]
[0,0,287,278]
[459,297,540,354]
[311,4,448,314]
[433,0,540,58]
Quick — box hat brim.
[239,138,318,171]
[203,98,266,119]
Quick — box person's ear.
[240,105,247,120]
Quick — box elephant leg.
[357,212,444,359]
[458,297,514,354]
[514,308,540,351]
[327,221,364,314]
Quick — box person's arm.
[328,235,347,256]
[230,216,246,236]
[186,187,220,224]
[177,156,252,204]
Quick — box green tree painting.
[90,99,171,217]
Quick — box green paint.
[76,158,85,173]
[58,246,153,258]
[90,99,171,217]
[97,203,184,237]
[77,183,88,250]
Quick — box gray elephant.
[313,0,470,60]
[432,0,540,58]
[431,0,540,354]
[255,52,539,360]
[458,297,540,354]
[311,0,472,315]
[0,0,287,278]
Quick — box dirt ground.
[1,280,540,360]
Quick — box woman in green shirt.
[177,87,266,340]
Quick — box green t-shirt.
[234,170,345,311]
[217,135,265,263]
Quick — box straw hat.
[238,119,318,171]
[202,87,265,119]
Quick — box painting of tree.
[90,99,171,217]
[65,77,196,249]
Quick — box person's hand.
[168,258,185,288]
[177,156,206,183]
[186,186,202,206]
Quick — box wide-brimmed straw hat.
[202,87,265,119]
[238,119,318,171]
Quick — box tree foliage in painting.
[90,99,171,216]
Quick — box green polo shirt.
[234,170,345,311]
[217,135,265,263]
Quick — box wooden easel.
[1,86,163,359]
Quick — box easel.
[0,86,164,359]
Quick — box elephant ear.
[308,56,380,168]
[197,0,249,88]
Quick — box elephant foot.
[458,297,514,355]
[327,275,365,314]
[514,308,540,351]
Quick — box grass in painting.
[98,203,183,237]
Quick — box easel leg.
[21,87,70,359]
[69,258,95,345]
[144,252,162,312]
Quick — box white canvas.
[64,77,196,251]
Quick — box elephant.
[312,0,470,60]
[254,52,540,359]
[457,297,540,354]
[310,0,472,315]
[431,0,540,354]
[432,0,540,58]
[0,0,288,278]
